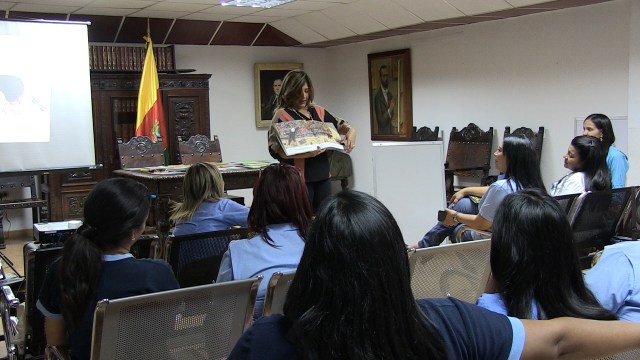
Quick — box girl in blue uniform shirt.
[583,113,628,189]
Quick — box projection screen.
[0,19,96,173]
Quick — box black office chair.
[164,228,255,288]
[567,187,635,269]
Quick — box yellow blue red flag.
[135,35,168,162]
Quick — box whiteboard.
[372,142,446,244]
[574,116,627,154]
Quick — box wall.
[321,0,631,196]
[6,0,637,231]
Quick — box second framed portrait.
[255,63,303,128]
[367,49,412,141]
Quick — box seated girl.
[171,162,249,236]
[477,188,615,321]
[229,190,640,360]
[216,163,313,317]
[550,135,611,196]
[415,134,545,247]
[37,178,179,360]
[583,113,628,188]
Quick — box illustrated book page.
[273,120,344,156]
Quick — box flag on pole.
[135,35,168,163]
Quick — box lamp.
[220,0,294,8]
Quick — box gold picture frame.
[367,49,413,141]
[254,63,303,128]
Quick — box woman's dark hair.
[59,178,150,329]
[570,135,611,191]
[248,163,313,246]
[585,113,616,154]
[276,69,314,109]
[502,134,546,192]
[283,191,446,359]
[490,188,617,320]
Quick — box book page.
[273,120,344,156]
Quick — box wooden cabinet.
[44,72,212,221]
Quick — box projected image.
[0,74,50,143]
[0,31,51,144]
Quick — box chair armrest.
[454,225,492,243]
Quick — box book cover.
[273,120,344,156]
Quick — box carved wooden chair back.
[444,123,494,199]
[117,136,165,169]
[504,126,544,162]
[413,126,440,141]
[178,134,222,165]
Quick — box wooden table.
[113,165,263,235]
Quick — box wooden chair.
[567,187,635,269]
[407,239,491,304]
[89,278,262,360]
[164,227,254,288]
[412,126,439,141]
[504,126,544,161]
[444,123,494,200]
[178,134,222,165]
[0,242,64,359]
[262,270,296,317]
[117,136,165,169]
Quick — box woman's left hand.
[342,128,357,153]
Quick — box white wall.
[177,0,634,202]
[7,0,638,231]
[321,0,631,194]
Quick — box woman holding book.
[268,69,356,210]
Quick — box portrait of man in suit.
[373,65,396,135]
[367,49,412,140]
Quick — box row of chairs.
[450,187,638,270]
[4,223,639,359]
[117,134,222,169]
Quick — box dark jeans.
[418,197,479,247]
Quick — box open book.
[273,120,344,156]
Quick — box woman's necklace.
[291,108,312,120]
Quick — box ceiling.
[0,0,614,48]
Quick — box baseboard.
[4,228,32,241]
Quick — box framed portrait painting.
[367,49,412,141]
[255,63,303,128]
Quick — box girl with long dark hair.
[583,113,628,188]
[477,188,616,320]
[37,178,178,360]
[551,135,611,196]
[415,134,546,247]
